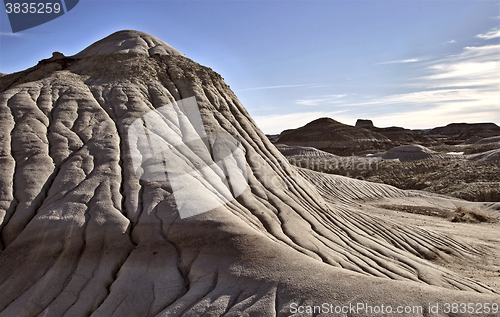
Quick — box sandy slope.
[299,169,500,293]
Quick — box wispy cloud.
[422,44,500,89]
[442,39,456,45]
[296,94,347,106]
[365,101,499,130]
[340,89,477,107]
[375,58,421,65]
[235,84,317,92]
[0,32,22,37]
[476,26,500,40]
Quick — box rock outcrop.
[276,118,435,155]
[355,119,374,128]
[277,117,390,155]
[0,30,498,316]
[468,148,500,162]
[377,144,443,161]
[476,136,500,145]
[74,30,184,58]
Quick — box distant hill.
[277,117,388,143]
[276,117,433,155]
[429,122,500,140]
[370,126,431,143]
[276,117,391,155]
[354,119,431,143]
[274,118,500,155]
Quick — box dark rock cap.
[355,119,374,128]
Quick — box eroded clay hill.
[0,30,498,317]
[430,123,500,140]
[276,117,391,155]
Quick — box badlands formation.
[0,30,499,316]
[275,119,500,202]
[277,119,500,156]
[276,117,390,156]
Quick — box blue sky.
[1,0,499,134]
